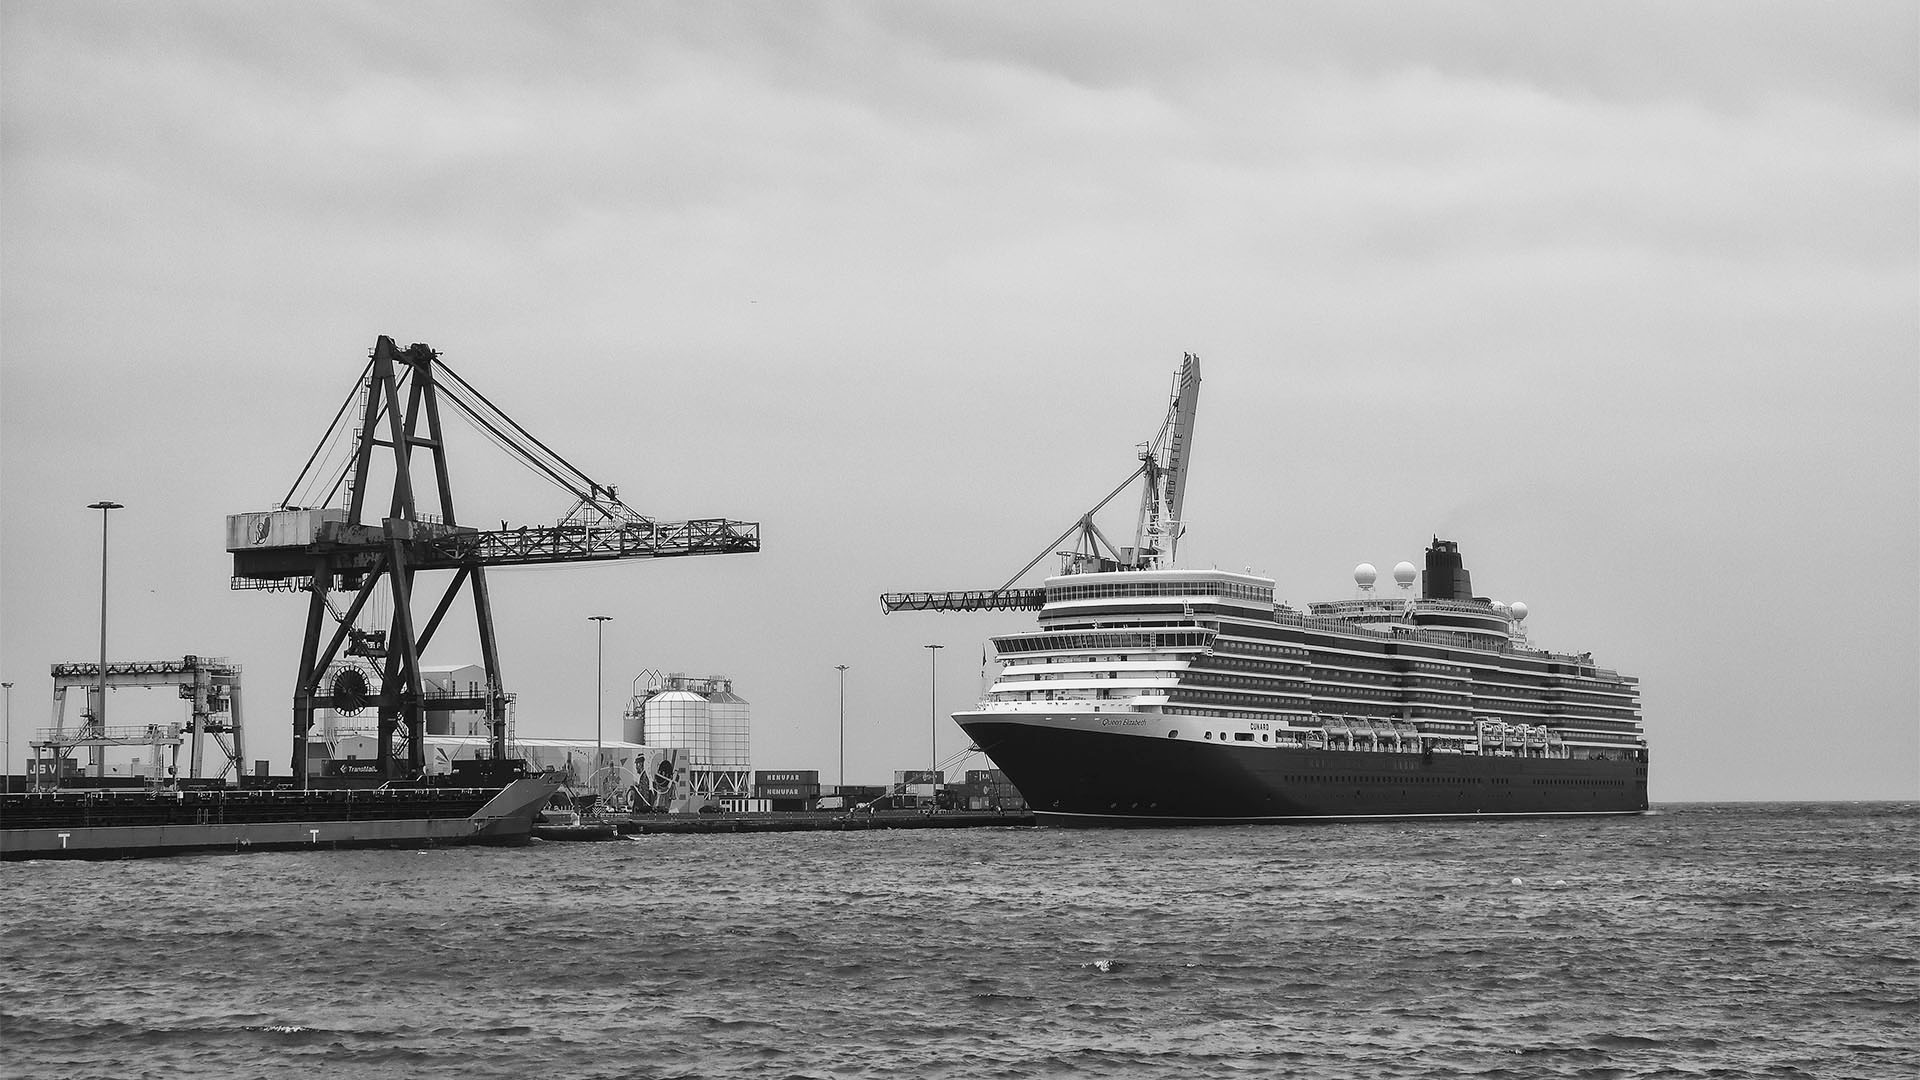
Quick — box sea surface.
[2,802,1914,1079]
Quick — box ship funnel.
[1423,537,1473,601]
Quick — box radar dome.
[1392,561,1417,588]
[1510,601,1529,622]
[1354,563,1378,589]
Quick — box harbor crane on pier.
[229,336,759,785]
[879,353,1201,614]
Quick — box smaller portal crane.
[34,655,245,786]
[879,353,1201,614]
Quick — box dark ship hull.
[961,719,1646,826]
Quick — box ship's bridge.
[1041,569,1275,620]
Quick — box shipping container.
[754,784,821,799]
[893,770,943,785]
[754,770,820,786]
[965,769,1009,785]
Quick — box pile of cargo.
[751,770,893,810]
[747,768,1025,812]
[947,769,1027,812]
[752,770,819,810]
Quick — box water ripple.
[2,802,1916,1079]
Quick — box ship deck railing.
[1269,608,1616,670]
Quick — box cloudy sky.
[3,1,1914,801]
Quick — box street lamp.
[835,664,849,793]
[924,644,943,807]
[87,500,122,778]
[590,616,611,776]
[3,681,13,794]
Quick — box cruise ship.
[956,537,1647,825]
[891,355,1648,825]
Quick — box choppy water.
[2,803,1915,1079]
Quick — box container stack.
[950,768,1027,811]
[892,769,943,806]
[753,769,819,810]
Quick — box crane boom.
[878,589,1047,614]
[1132,353,1201,570]
[880,353,1201,614]
[1159,353,1201,560]
[231,515,760,584]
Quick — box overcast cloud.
[3,1,1914,799]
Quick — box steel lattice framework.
[231,336,758,784]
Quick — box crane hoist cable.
[432,363,609,505]
[278,357,376,510]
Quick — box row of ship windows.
[1265,774,1517,785]
[1167,659,1633,702]
[1171,689,1599,712]
[1176,687,1640,721]
[1177,688,1467,706]
[1213,640,1309,660]
[1005,669,1177,681]
[1211,656,1307,674]
[1535,778,1631,787]
[1048,580,1273,604]
[1205,681,1638,714]
[1005,682,1637,719]
[996,631,1214,655]
[1007,639,1630,696]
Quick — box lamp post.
[835,664,849,793]
[87,500,122,779]
[924,644,943,808]
[3,681,13,794]
[590,616,611,778]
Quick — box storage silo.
[627,671,752,806]
[644,679,712,765]
[706,676,750,771]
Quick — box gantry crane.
[229,336,759,784]
[36,656,244,784]
[879,353,1200,614]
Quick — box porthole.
[1204,732,1213,739]
[1167,730,1180,738]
